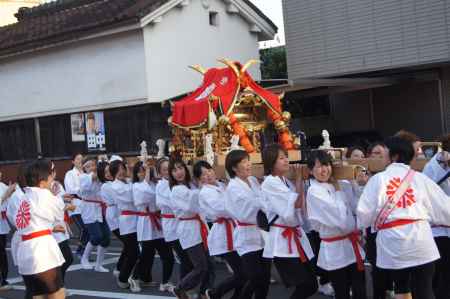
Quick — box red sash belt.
[215,217,235,251]
[136,208,162,231]
[161,214,175,219]
[272,224,307,263]
[179,215,209,250]
[1,211,6,220]
[64,211,72,224]
[236,221,256,227]
[84,199,107,217]
[121,210,141,216]
[322,231,364,271]
[22,229,52,241]
[377,219,418,230]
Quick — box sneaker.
[128,277,141,293]
[94,265,109,273]
[172,287,189,299]
[81,259,93,270]
[116,277,129,289]
[113,269,120,277]
[318,282,335,296]
[159,282,175,292]
[0,281,11,291]
[138,279,159,287]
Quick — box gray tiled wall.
[283,0,450,79]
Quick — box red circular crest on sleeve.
[16,200,31,229]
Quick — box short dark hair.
[384,136,415,165]
[168,158,191,189]
[225,150,249,178]
[439,134,450,152]
[132,161,155,183]
[16,162,28,189]
[109,160,125,179]
[367,142,385,155]
[263,144,286,176]
[307,150,333,170]
[72,153,83,161]
[345,146,366,159]
[25,159,52,187]
[97,161,109,183]
[395,130,421,143]
[193,160,212,179]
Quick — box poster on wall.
[85,111,106,151]
[70,113,86,142]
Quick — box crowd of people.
[0,130,449,299]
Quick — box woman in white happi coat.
[261,144,317,299]
[132,161,175,292]
[225,150,271,299]
[109,159,141,292]
[169,158,211,299]
[63,153,88,256]
[357,136,450,299]
[155,158,193,283]
[306,150,366,299]
[194,160,246,299]
[99,162,124,277]
[79,159,110,272]
[16,160,66,299]
[49,175,75,284]
[422,134,450,299]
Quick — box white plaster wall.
[143,0,261,101]
[0,30,147,121]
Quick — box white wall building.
[0,0,276,161]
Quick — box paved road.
[0,239,372,299]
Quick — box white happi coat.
[171,185,204,250]
[15,187,65,275]
[111,179,137,235]
[79,173,103,224]
[133,181,163,242]
[7,188,25,266]
[0,183,11,235]
[357,163,450,269]
[101,181,119,231]
[64,167,83,215]
[155,178,178,242]
[261,175,314,260]
[225,176,265,256]
[307,179,364,271]
[199,182,235,256]
[51,182,70,244]
[423,152,450,238]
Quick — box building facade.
[282,0,450,141]
[0,0,276,164]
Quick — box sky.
[249,0,285,48]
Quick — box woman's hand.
[65,204,77,212]
[355,169,369,186]
[329,176,341,191]
[52,225,66,233]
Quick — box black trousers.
[118,233,139,283]
[0,234,8,284]
[239,249,271,299]
[387,261,435,299]
[136,238,175,284]
[433,237,450,299]
[307,231,330,285]
[112,229,125,272]
[71,214,89,250]
[177,243,211,294]
[169,240,193,280]
[328,263,366,299]
[366,228,394,299]
[208,251,246,299]
[58,240,73,282]
[274,257,318,299]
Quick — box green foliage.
[259,46,287,80]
